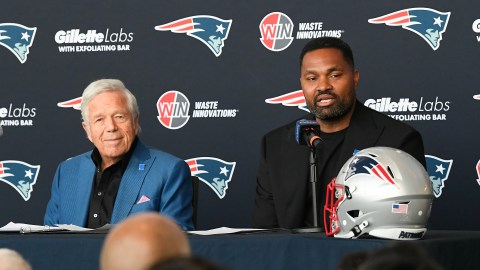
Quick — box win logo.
[259,12,294,51]
[157,91,190,129]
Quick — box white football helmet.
[324,147,434,240]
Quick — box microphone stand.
[309,146,321,229]
[292,143,323,233]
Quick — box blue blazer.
[44,140,193,230]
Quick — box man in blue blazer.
[44,79,193,230]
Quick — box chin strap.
[344,220,369,238]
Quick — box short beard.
[308,93,354,121]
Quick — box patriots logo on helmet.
[265,90,309,112]
[0,160,40,201]
[368,8,450,50]
[425,155,452,198]
[57,97,82,110]
[155,15,232,57]
[345,155,397,186]
[0,23,37,63]
[186,157,236,199]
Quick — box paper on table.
[0,222,94,233]
[188,227,267,235]
[0,222,64,233]
[55,224,93,232]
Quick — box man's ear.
[353,69,360,90]
[82,122,93,142]
[134,116,140,135]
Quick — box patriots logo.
[0,23,37,63]
[265,90,309,112]
[473,94,480,101]
[186,157,236,199]
[155,15,232,57]
[57,97,82,110]
[345,155,397,186]
[0,160,40,201]
[368,8,450,50]
[425,155,452,198]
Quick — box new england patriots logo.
[0,23,37,63]
[425,155,452,198]
[186,157,236,199]
[155,16,232,57]
[345,155,396,186]
[265,90,309,112]
[57,97,82,110]
[0,160,40,201]
[368,8,450,50]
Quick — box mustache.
[314,90,338,100]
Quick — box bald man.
[0,249,32,270]
[100,212,191,270]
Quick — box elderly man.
[44,79,193,230]
[100,213,190,270]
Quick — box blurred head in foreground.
[100,212,191,270]
[0,248,32,270]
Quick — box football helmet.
[324,147,433,240]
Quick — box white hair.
[80,79,140,124]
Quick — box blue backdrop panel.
[0,0,479,230]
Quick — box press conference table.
[0,230,479,270]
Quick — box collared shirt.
[86,138,138,229]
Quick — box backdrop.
[1,0,479,230]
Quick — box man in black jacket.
[253,37,425,229]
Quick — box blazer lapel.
[71,155,95,226]
[278,118,310,227]
[282,127,309,194]
[111,141,152,223]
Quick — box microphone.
[292,119,324,233]
[295,119,322,148]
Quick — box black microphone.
[295,119,322,148]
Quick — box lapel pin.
[138,164,145,171]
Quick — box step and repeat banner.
[1,1,479,230]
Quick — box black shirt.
[304,128,347,228]
[86,138,138,229]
